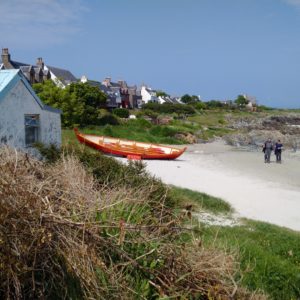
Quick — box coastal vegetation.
[2,140,300,299]
[0,145,260,299]
[33,80,300,147]
[27,80,300,299]
[171,187,300,300]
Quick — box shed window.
[25,115,40,146]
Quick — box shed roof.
[0,69,61,114]
[0,69,19,93]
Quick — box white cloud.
[0,0,87,48]
[283,0,300,7]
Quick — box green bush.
[33,81,107,127]
[112,108,130,118]
[192,101,208,110]
[142,102,195,115]
[136,109,159,120]
[98,114,120,126]
[34,142,62,163]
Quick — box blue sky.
[1,0,300,108]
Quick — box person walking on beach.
[263,138,273,163]
[275,139,283,163]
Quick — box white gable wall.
[141,86,152,103]
[141,86,159,104]
[0,80,61,149]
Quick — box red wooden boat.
[74,128,186,160]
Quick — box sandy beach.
[142,141,300,232]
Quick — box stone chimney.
[118,80,127,88]
[36,57,44,69]
[1,48,13,68]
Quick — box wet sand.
[142,141,300,232]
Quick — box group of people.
[262,139,283,163]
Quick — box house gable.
[0,69,61,113]
[0,69,62,149]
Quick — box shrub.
[142,102,195,115]
[136,109,159,120]
[192,101,208,110]
[112,108,130,118]
[98,114,120,126]
[34,142,62,163]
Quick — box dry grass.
[0,147,266,299]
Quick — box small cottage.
[0,69,61,149]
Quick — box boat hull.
[74,129,186,160]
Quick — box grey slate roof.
[11,60,30,68]
[0,55,77,86]
[47,65,77,85]
[110,81,121,88]
[19,66,32,72]
[84,79,118,108]
[146,88,157,94]
[0,57,30,69]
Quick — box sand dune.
[143,141,300,232]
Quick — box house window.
[25,115,40,146]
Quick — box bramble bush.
[112,108,130,118]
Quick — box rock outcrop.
[224,114,300,150]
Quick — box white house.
[158,95,182,105]
[0,69,61,150]
[140,85,159,105]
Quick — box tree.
[33,81,107,127]
[234,95,249,107]
[205,100,224,108]
[180,94,199,104]
[156,90,169,98]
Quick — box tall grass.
[169,186,233,214]
[199,221,300,300]
[0,146,259,299]
[173,186,300,300]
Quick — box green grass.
[172,186,300,300]
[169,186,233,214]
[187,110,229,127]
[61,116,300,299]
[63,118,190,145]
[199,221,300,300]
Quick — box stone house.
[158,95,182,105]
[80,75,121,109]
[102,77,141,108]
[243,94,257,112]
[0,69,61,150]
[0,48,77,88]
